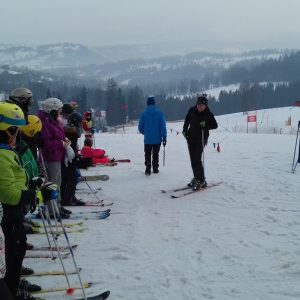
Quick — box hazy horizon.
[1,0,300,50]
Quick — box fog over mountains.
[0,42,294,87]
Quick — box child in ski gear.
[182,94,218,190]
[60,103,74,126]
[82,111,95,139]
[0,102,42,298]
[20,114,43,160]
[38,98,71,218]
[81,137,111,165]
[138,96,167,175]
[61,112,85,206]
[8,88,43,161]
[8,87,33,117]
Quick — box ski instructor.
[182,94,218,191]
[138,96,167,176]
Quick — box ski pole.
[81,176,103,203]
[38,150,49,182]
[52,199,87,299]
[291,121,300,173]
[37,205,55,260]
[92,133,96,148]
[41,204,72,291]
[202,129,205,179]
[163,145,166,167]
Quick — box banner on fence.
[247,115,257,123]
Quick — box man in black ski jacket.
[182,94,218,191]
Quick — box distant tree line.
[1,51,300,125]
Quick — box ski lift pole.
[291,121,300,173]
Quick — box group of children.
[0,88,112,299]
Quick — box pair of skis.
[31,208,111,220]
[34,291,110,300]
[162,181,223,198]
[32,281,110,300]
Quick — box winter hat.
[147,96,155,106]
[197,94,208,105]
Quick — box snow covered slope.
[26,108,300,300]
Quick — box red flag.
[247,115,257,122]
[294,101,300,107]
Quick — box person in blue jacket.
[138,96,167,175]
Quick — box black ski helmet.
[62,103,74,115]
[197,93,208,105]
[68,112,82,127]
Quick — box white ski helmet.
[9,87,33,111]
[42,98,63,113]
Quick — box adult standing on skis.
[138,96,167,175]
[182,94,218,190]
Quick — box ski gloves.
[29,177,44,191]
[162,138,167,147]
[182,130,188,139]
[37,183,59,204]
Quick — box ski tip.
[170,195,179,198]
[102,290,110,299]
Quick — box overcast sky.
[1,0,300,49]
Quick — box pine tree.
[105,79,124,126]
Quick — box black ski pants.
[187,141,205,182]
[61,161,77,205]
[144,144,161,171]
[1,207,27,296]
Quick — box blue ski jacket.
[138,105,167,145]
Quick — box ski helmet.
[21,115,42,137]
[197,93,208,105]
[9,87,33,110]
[69,101,78,110]
[0,101,26,131]
[42,98,63,114]
[68,112,82,127]
[84,111,91,118]
[62,103,74,115]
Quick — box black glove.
[20,190,37,213]
[28,177,44,191]
[182,130,188,139]
[162,138,167,147]
[40,182,59,203]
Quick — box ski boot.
[192,180,207,191]
[21,266,34,276]
[26,242,34,250]
[153,166,159,174]
[145,164,151,176]
[16,289,37,300]
[19,279,41,293]
[187,178,195,187]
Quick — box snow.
[26,107,300,300]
